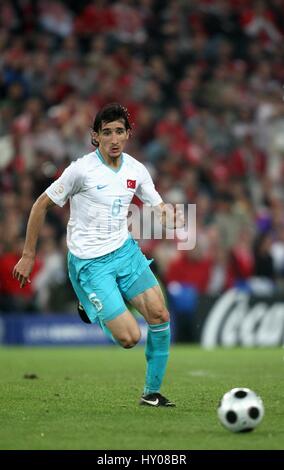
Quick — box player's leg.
[76,295,140,348]
[127,279,174,407]
[68,251,140,347]
[116,238,174,407]
[105,309,141,349]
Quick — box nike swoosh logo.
[141,398,159,406]
[96,185,108,190]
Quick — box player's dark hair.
[91,103,132,147]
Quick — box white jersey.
[45,150,162,258]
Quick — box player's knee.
[121,339,138,349]
[120,330,141,349]
[150,307,170,324]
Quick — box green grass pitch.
[0,345,283,450]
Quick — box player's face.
[95,120,129,160]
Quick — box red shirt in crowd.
[0,252,41,299]
[165,252,213,294]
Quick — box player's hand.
[161,205,185,229]
[12,255,34,288]
[173,206,185,229]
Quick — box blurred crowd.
[1,0,284,314]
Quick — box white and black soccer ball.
[217,388,264,433]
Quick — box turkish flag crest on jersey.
[127,179,136,189]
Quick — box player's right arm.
[13,193,55,288]
[13,158,84,288]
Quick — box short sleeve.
[135,164,163,207]
[45,161,83,207]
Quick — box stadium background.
[1,0,284,345]
[1,0,284,453]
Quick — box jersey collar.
[96,149,124,173]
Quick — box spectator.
[1,0,284,312]
[0,237,41,312]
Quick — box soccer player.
[13,103,181,407]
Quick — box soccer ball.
[217,388,264,433]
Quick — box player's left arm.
[135,163,184,229]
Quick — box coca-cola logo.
[201,289,284,347]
